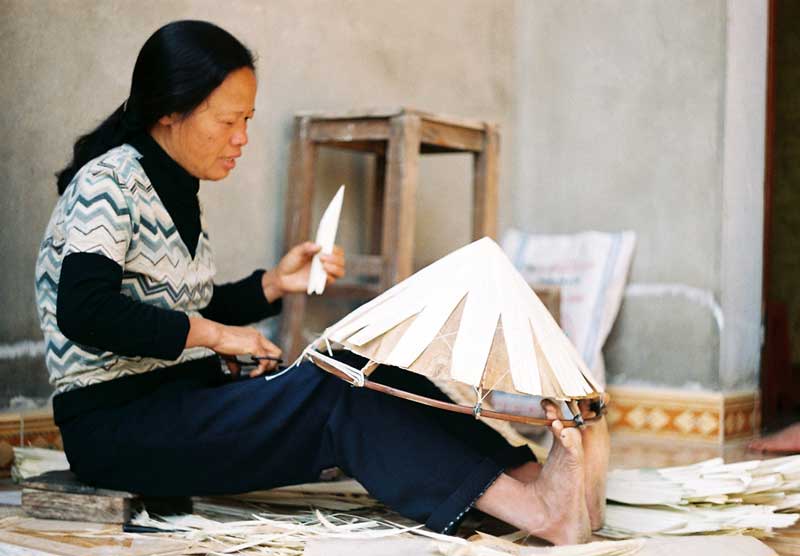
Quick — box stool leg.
[382,115,422,290]
[472,124,499,240]
[369,155,386,255]
[281,116,318,359]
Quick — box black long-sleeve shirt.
[55,131,281,359]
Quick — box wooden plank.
[21,489,132,524]
[308,120,390,143]
[0,539,56,556]
[296,107,488,131]
[296,107,405,120]
[472,123,499,240]
[280,116,318,360]
[381,115,422,289]
[323,282,382,299]
[419,143,475,154]
[370,155,386,255]
[22,471,134,499]
[346,254,383,280]
[420,120,484,152]
[0,530,195,556]
[283,116,319,246]
[418,111,487,131]
[319,140,386,155]
[533,284,561,324]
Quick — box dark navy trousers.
[56,353,534,533]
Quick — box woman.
[35,20,607,545]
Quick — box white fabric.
[501,228,637,387]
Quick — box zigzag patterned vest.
[35,145,216,392]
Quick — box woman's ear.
[158,113,179,126]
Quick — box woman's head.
[150,66,256,181]
[56,20,255,193]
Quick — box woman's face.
[154,67,257,181]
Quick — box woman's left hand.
[262,241,346,300]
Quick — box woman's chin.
[204,168,232,181]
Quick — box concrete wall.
[514,0,766,391]
[718,1,767,391]
[0,0,767,405]
[0,0,516,405]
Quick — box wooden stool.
[22,470,192,524]
[280,107,500,359]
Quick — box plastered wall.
[0,0,516,404]
[0,0,766,405]
[514,0,766,391]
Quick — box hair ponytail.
[56,102,128,194]
[55,20,254,195]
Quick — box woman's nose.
[231,126,248,147]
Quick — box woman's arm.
[185,315,281,375]
[199,270,282,325]
[199,242,345,326]
[261,242,346,296]
[57,253,282,375]
[57,252,189,359]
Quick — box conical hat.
[309,237,602,401]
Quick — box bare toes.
[559,427,582,453]
[542,399,564,421]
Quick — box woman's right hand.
[186,316,282,377]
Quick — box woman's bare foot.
[474,419,590,545]
[749,423,800,453]
[530,417,592,543]
[542,398,609,531]
[507,461,542,483]
[578,397,610,530]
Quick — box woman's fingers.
[322,263,345,283]
[320,245,345,264]
[261,336,282,356]
[249,358,278,377]
[224,357,241,377]
[541,399,564,421]
[578,399,596,419]
[301,241,321,259]
[249,336,283,377]
[278,242,320,277]
[212,325,286,377]
[320,245,346,282]
[291,241,320,263]
[320,257,345,272]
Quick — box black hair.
[55,20,255,194]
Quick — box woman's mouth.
[222,157,237,170]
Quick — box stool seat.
[280,107,499,358]
[21,470,192,523]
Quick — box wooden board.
[20,471,191,524]
[21,489,133,524]
[295,106,489,131]
[22,471,133,499]
[280,107,500,361]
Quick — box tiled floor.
[609,433,758,469]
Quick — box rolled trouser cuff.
[426,457,504,534]
[493,444,537,468]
